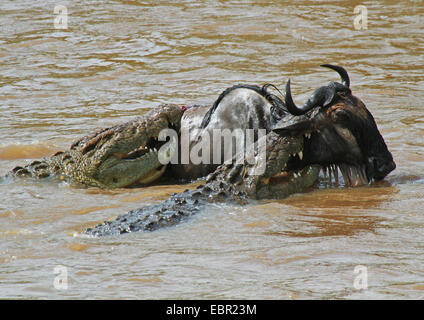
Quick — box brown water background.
[0,0,423,299]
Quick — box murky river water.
[0,0,423,299]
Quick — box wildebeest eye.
[331,109,350,123]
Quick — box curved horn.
[285,79,309,116]
[320,64,350,88]
[285,79,330,116]
[285,65,351,116]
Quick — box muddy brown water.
[0,1,423,299]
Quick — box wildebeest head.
[273,64,396,186]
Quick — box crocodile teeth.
[298,151,303,160]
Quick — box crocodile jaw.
[68,104,184,189]
[257,165,320,199]
[137,164,167,184]
[92,138,177,188]
[241,133,320,199]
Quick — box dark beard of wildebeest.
[84,65,396,236]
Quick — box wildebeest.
[273,64,396,186]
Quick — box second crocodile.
[85,130,320,236]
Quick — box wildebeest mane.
[200,84,287,128]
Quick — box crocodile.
[84,130,320,236]
[7,104,186,188]
[84,65,396,236]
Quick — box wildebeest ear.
[272,120,314,136]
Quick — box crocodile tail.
[84,143,252,237]
[84,189,206,237]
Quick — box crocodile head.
[245,132,320,199]
[273,65,396,187]
[69,104,184,188]
[204,130,320,200]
